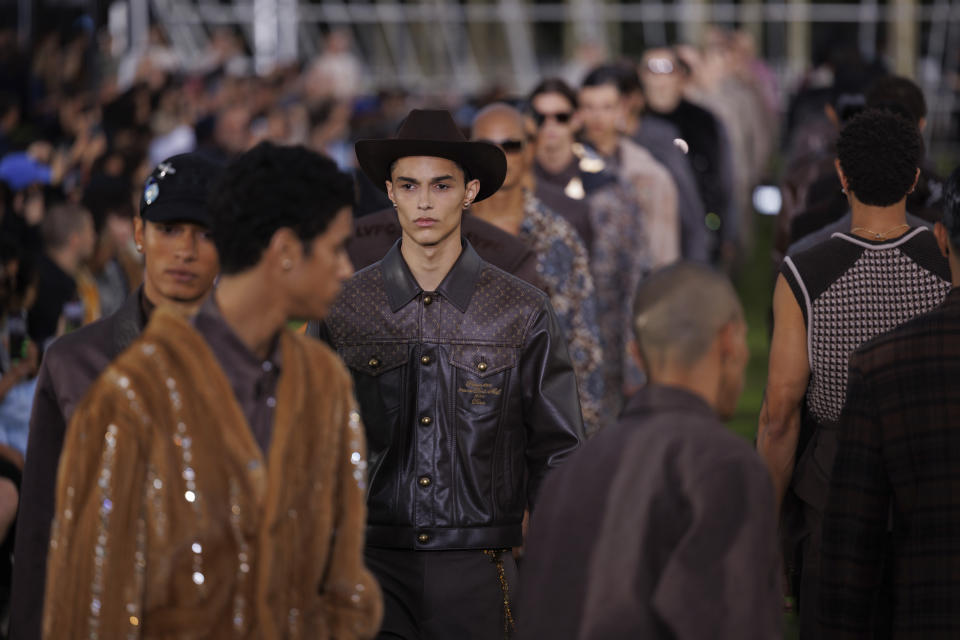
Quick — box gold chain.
[483,549,516,638]
[850,223,910,240]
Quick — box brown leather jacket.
[43,307,382,639]
[316,240,584,551]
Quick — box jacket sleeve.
[42,378,148,640]
[520,300,585,510]
[652,457,782,640]
[818,354,889,637]
[317,380,383,639]
[10,359,64,640]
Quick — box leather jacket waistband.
[365,524,523,550]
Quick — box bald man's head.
[471,103,529,191]
[633,262,743,368]
[473,103,526,132]
[632,262,747,418]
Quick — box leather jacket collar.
[382,238,483,313]
[110,285,149,357]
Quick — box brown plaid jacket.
[821,286,960,638]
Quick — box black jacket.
[10,288,145,640]
[315,240,583,550]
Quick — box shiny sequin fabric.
[519,191,605,435]
[43,306,382,639]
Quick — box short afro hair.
[836,109,921,207]
[943,165,960,249]
[209,142,354,275]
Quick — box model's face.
[135,218,219,306]
[76,213,97,262]
[471,113,527,192]
[531,93,577,152]
[641,50,685,113]
[716,319,749,421]
[578,84,623,144]
[286,206,354,320]
[386,156,479,249]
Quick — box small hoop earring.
[392,202,398,208]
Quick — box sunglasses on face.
[645,57,677,75]
[480,138,526,154]
[531,110,573,127]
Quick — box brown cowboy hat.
[355,109,507,203]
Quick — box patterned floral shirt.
[586,181,653,419]
[519,192,605,435]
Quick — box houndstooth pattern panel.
[807,247,951,424]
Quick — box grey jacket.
[519,385,782,640]
[10,288,145,640]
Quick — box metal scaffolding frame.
[107,0,960,138]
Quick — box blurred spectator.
[529,77,650,418]
[202,103,251,163]
[305,29,364,103]
[641,47,738,269]
[471,103,605,435]
[774,50,887,268]
[82,173,140,315]
[617,61,710,262]
[681,30,778,248]
[27,202,95,349]
[579,64,679,268]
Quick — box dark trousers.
[797,502,822,640]
[365,547,518,640]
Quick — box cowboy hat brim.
[355,138,507,203]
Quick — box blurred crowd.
[1,10,958,637]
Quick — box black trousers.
[365,547,519,640]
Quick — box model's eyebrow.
[395,175,456,184]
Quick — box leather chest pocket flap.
[449,344,518,377]
[340,343,408,376]
[450,345,517,415]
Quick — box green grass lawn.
[728,212,775,442]
[725,213,800,638]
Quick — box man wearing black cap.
[9,152,222,640]
[43,142,381,638]
[317,109,584,638]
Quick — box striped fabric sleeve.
[819,351,891,637]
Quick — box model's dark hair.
[866,75,927,126]
[581,64,627,93]
[943,165,960,248]
[836,109,921,207]
[209,142,354,274]
[527,77,578,111]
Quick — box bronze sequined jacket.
[317,240,584,551]
[43,307,383,639]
